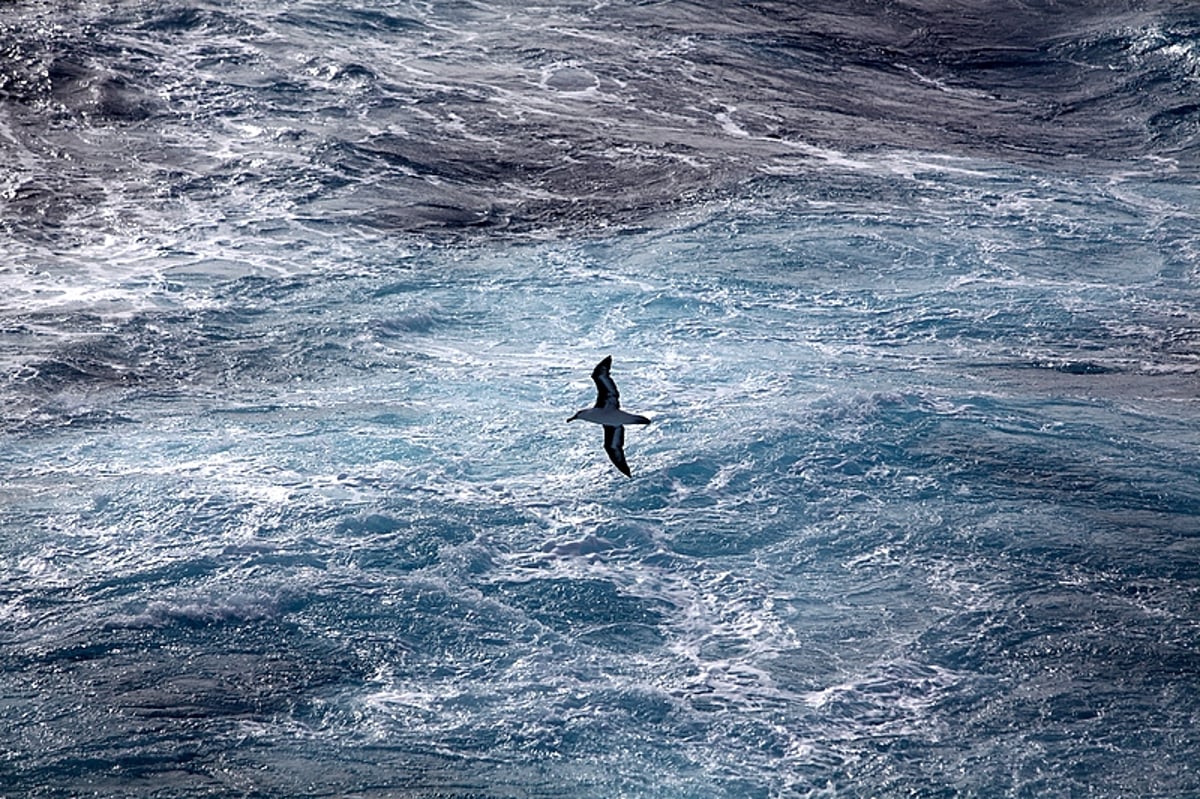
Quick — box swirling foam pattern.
[2,2,1199,797]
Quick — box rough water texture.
[2,2,1199,797]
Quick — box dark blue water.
[3,2,1199,797]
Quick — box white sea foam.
[3,3,1199,797]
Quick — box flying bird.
[568,355,651,476]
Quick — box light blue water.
[3,2,1200,796]
[5,165,1198,797]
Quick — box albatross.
[568,355,651,477]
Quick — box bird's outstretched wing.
[592,355,620,410]
[603,424,631,477]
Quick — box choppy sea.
[3,2,1199,796]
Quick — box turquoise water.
[3,2,1199,796]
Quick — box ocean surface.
[3,1,1199,796]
